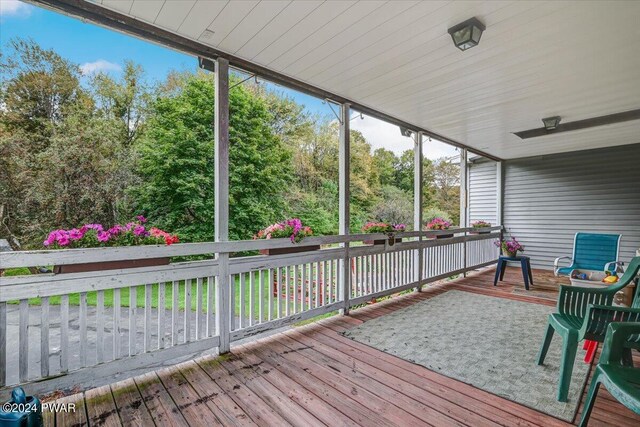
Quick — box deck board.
[156,365,223,426]
[55,393,88,427]
[84,385,120,427]
[109,377,155,427]
[195,357,293,426]
[43,267,640,426]
[177,360,256,426]
[133,372,186,426]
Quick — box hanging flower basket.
[426,217,453,238]
[259,245,320,256]
[44,217,179,274]
[362,222,405,246]
[54,257,170,274]
[436,233,454,239]
[470,220,492,235]
[364,237,403,246]
[255,219,316,256]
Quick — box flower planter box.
[435,233,454,239]
[469,230,491,235]
[54,257,170,274]
[364,237,403,246]
[259,245,320,256]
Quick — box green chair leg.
[578,370,602,427]
[537,323,555,365]
[557,333,579,402]
[621,348,634,367]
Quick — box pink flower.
[57,235,70,246]
[136,215,147,223]
[133,225,146,236]
[69,228,83,240]
[426,217,452,230]
[108,225,124,235]
[43,231,57,246]
[97,231,110,243]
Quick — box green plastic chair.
[578,322,640,426]
[537,256,640,402]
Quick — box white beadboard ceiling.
[91,0,640,159]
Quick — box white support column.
[339,103,351,315]
[496,160,503,227]
[459,148,468,227]
[460,149,468,276]
[214,57,231,354]
[414,131,423,292]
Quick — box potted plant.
[495,236,525,257]
[254,218,317,255]
[426,217,453,239]
[44,216,179,274]
[470,220,492,234]
[362,222,405,246]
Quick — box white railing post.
[339,102,351,315]
[460,148,468,276]
[0,302,5,387]
[214,57,231,354]
[414,131,423,291]
[496,160,503,226]
[460,148,468,228]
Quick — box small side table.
[494,255,533,290]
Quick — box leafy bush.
[423,208,452,225]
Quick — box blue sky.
[0,0,456,158]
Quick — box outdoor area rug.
[512,286,558,301]
[341,290,590,422]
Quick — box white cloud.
[350,114,458,160]
[80,59,122,75]
[0,0,32,17]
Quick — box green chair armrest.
[600,322,640,365]
[554,256,573,276]
[605,260,624,273]
[580,304,640,340]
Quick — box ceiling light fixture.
[399,126,413,137]
[542,116,561,130]
[514,109,640,139]
[448,17,485,51]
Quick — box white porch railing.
[0,226,500,397]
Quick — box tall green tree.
[91,61,150,145]
[134,72,293,242]
[0,39,141,248]
[432,157,461,225]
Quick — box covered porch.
[2,1,640,426]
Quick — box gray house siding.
[468,159,498,226]
[499,143,640,270]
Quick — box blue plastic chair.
[554,232,622,277]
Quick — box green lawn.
[3,268,333,321]
[4,268,275,318]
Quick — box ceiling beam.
[29,0,501,161]
[514,108,640,139]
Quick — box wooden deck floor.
[43,267,640,426]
